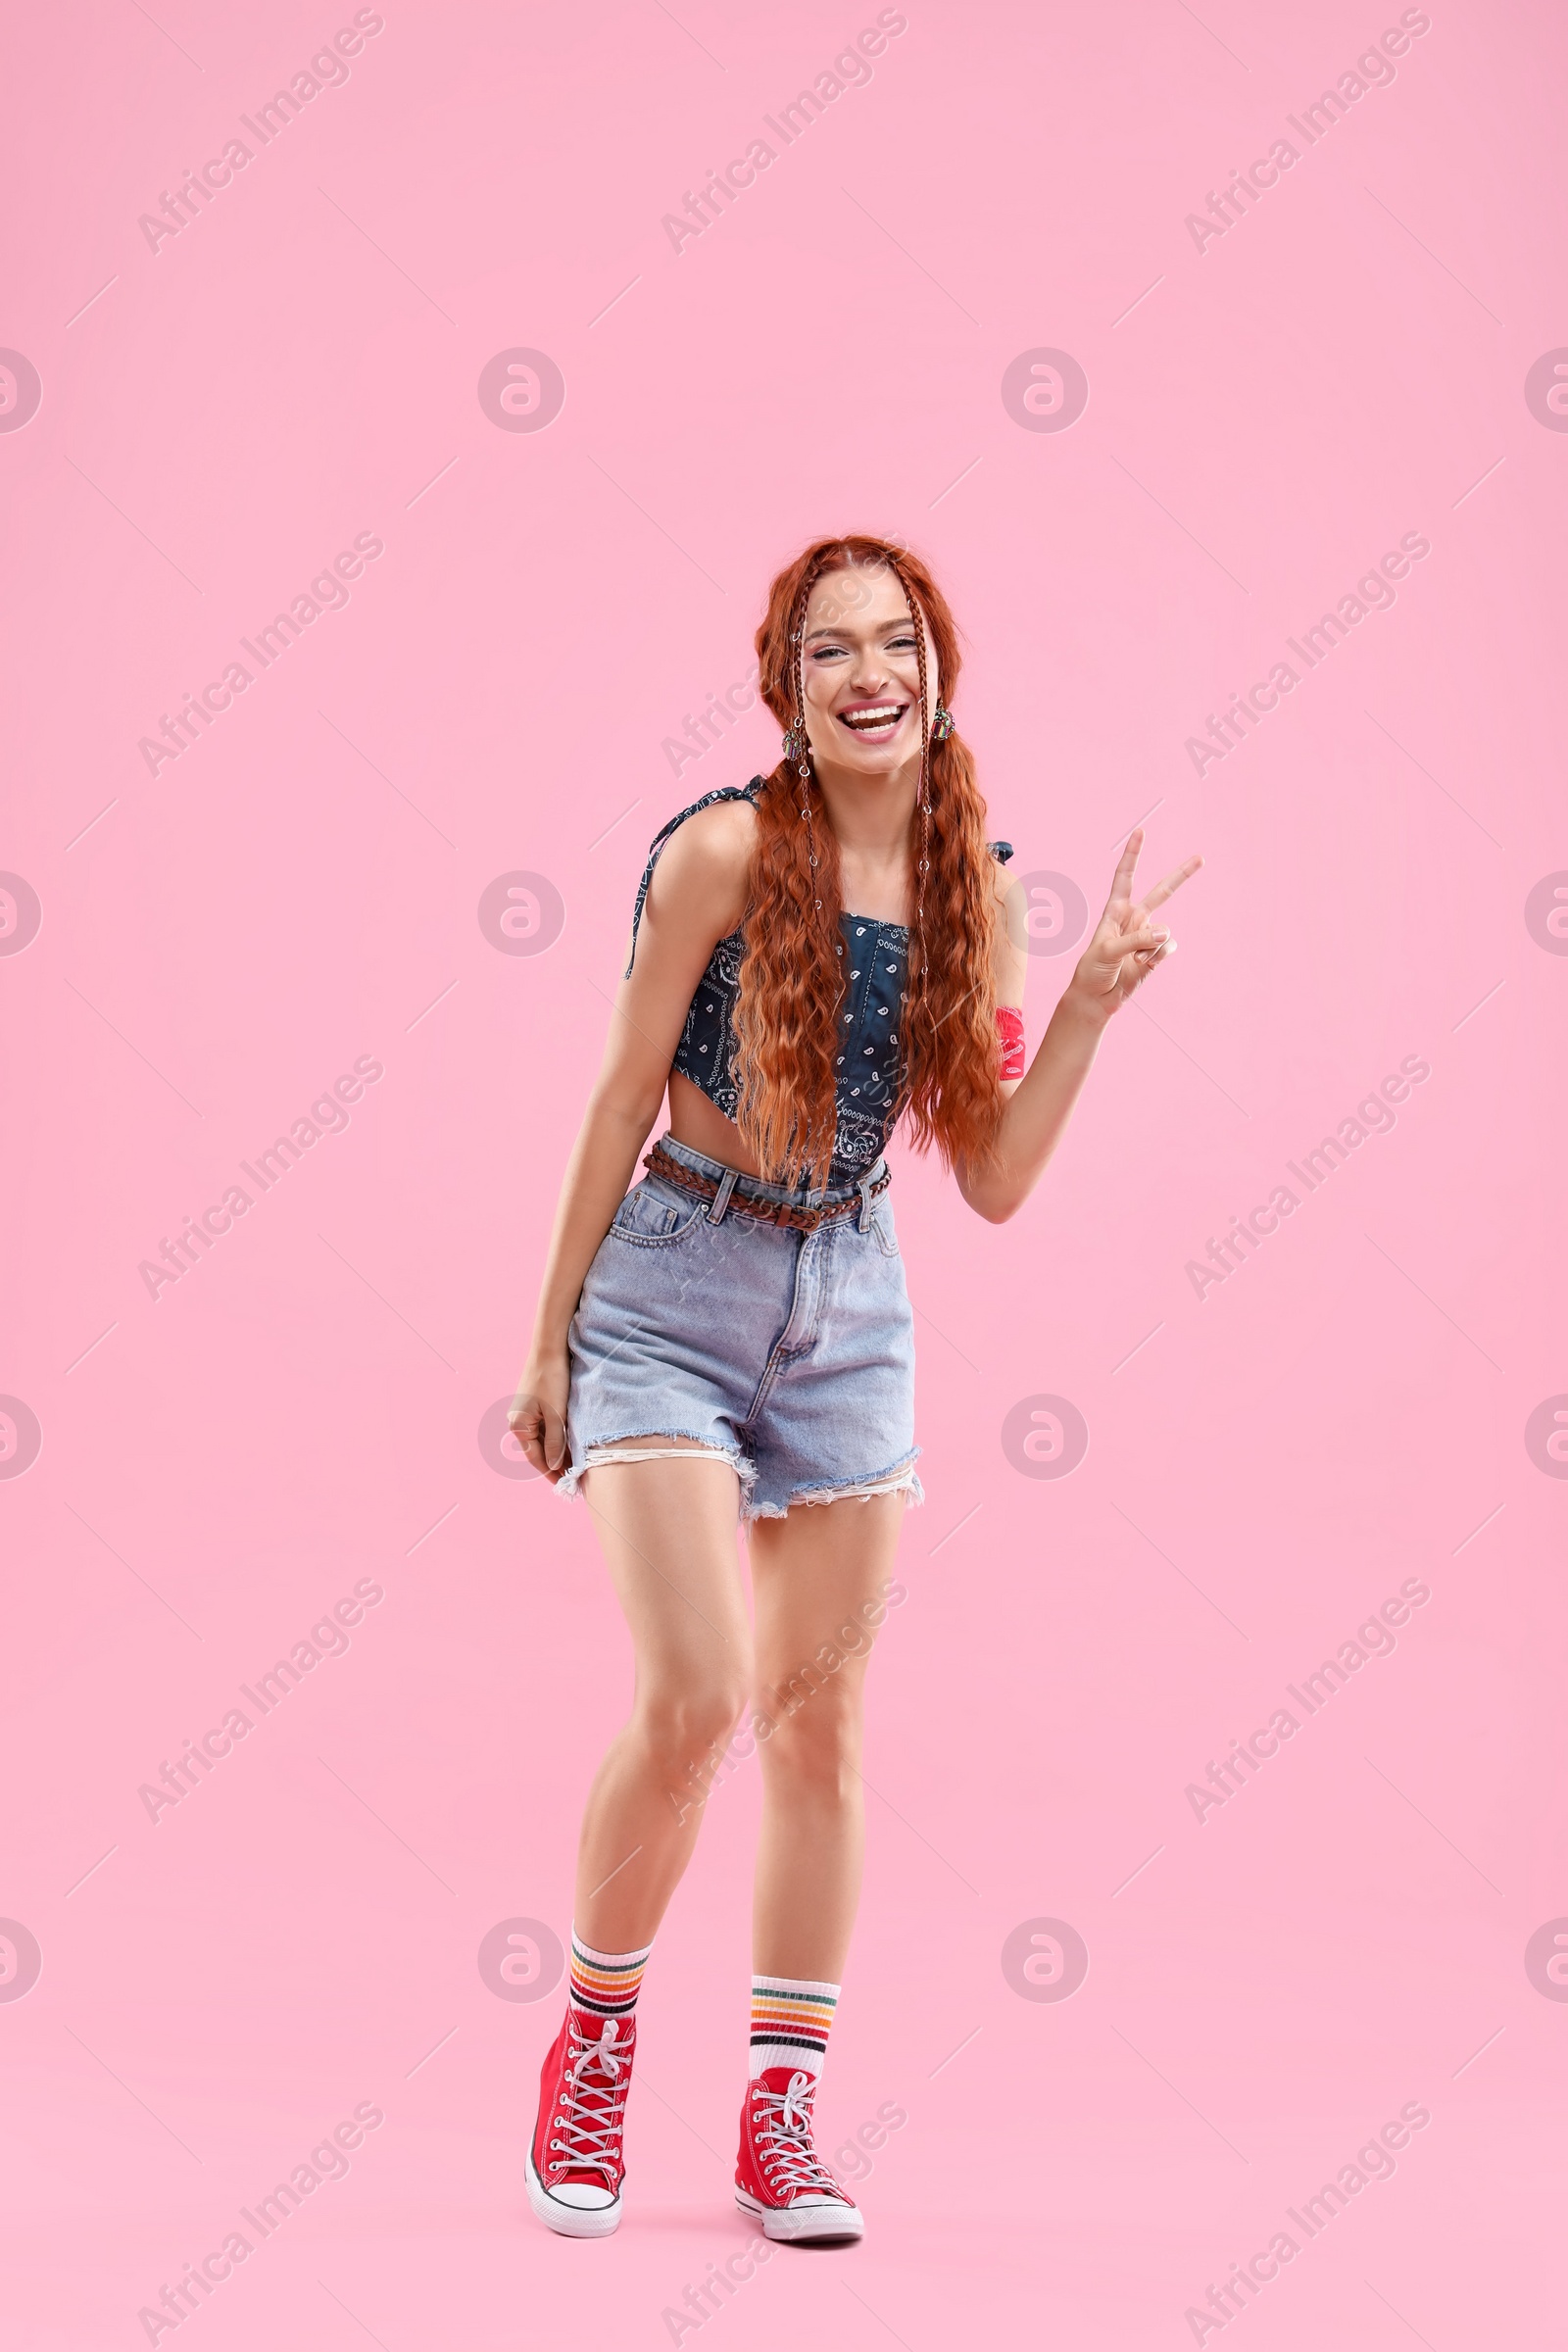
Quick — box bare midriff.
[665,1069,768,1177]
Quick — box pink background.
[3,1,1565,2343]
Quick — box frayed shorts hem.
[556,1431,756,1504]
[744,1455,924,1523]
[556,1438,922,1522]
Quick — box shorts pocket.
[608,1179,709,1246]
[871,1198,901,1257]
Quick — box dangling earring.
[931,704,955,742]
[783,620,814,778]
[789,615,824,917]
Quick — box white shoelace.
[550,2016,631,2184]
[751,2070,846,2201]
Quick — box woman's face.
[798,564,939,775]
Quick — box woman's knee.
[634,1675,751,1774]
[756,1671,862,1788]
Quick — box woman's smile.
[834,698,908,744]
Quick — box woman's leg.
[573,1442,754,1953]
[747,1491,907,1982]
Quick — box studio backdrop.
[3,2,1564,2345]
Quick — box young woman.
[509,533,1200,2244]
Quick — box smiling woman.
[507,530,1200,2247]
[728,540,1006,1190]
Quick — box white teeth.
[842,706,902,729]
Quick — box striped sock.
[750,1973,839,2080]
[569,1927,653,2024]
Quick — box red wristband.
[997,1004,1025,1079]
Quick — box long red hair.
[730,535,1003,1187]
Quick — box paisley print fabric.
[626,776,1013,1182]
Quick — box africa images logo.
[1184,534,1431,776]
[1000,350,1089,434]
[476,350,565,433]
[1524,350,1568,429]
[0,349,43,432]
[0,872,43,954]
[1182,11,1433,258]
[135,12,387,255]
[477,873,565,955]
[1002,1394,1089,1479]
[660,12,909,255]
[0,1397,44,1481]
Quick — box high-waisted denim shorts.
[561,1134,920,1521]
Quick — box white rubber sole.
[525,2150,623,2238]
[735,2188,864,2243]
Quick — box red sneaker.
[525,2006,636,2237]
[735,2067,864,2243]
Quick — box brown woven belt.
[644,1140,890,1234]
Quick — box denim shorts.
[561,1134,920,1522]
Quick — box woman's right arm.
[508,803,752,1479]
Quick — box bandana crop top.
[625,778,1017,1184]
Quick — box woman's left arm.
[957,826,1201,1224]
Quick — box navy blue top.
[625,777,1011,1183]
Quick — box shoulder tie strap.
[623,776,765,977]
